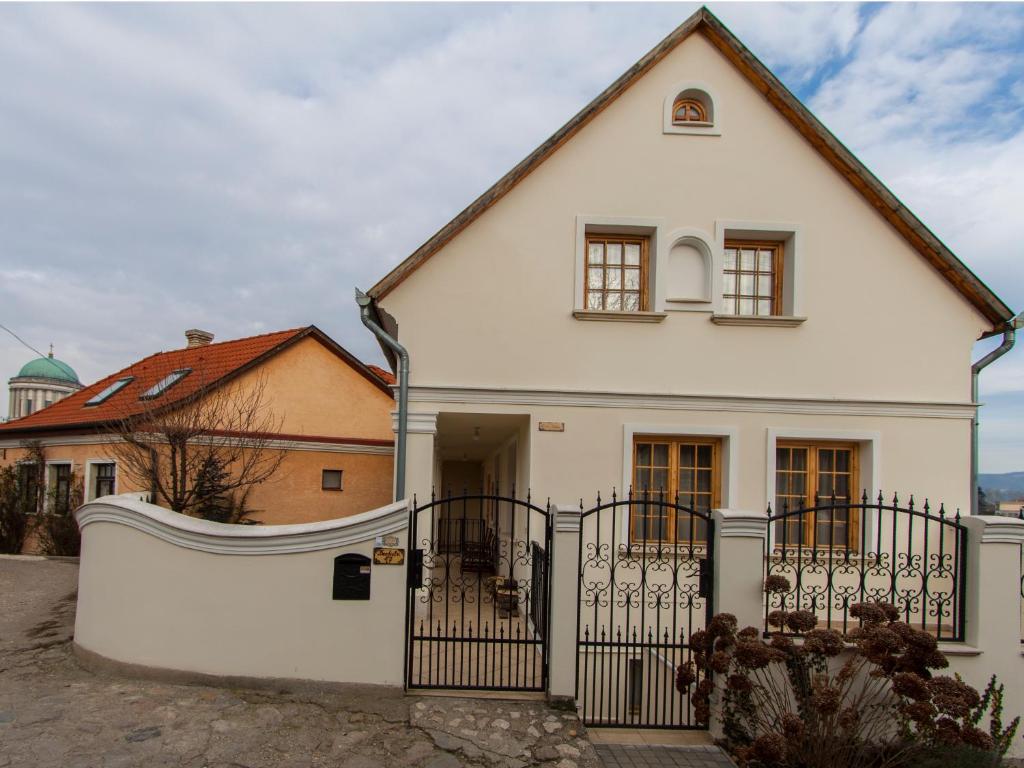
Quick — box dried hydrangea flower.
[764,575,791,594]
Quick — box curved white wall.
[74,495,409,686]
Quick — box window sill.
[711,314,806,327]
[573,310,667,323]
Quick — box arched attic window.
[663,86,718,135]
[672,97,707,125]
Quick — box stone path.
[0,556,601,768]
[594,745,734,768]
[0,556,736,768]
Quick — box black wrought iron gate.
[576,492,714,728]
[405,491,552,691]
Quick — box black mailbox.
[333,553,371,600]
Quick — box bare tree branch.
[106,368,286,516]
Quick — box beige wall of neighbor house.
[379,32,988,405]
[74,496,409,686]
[230,336,395,441]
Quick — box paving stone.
[0,557,604,768]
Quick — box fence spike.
[908,495,915,511]
[612,487,617,504]
[923,498,930,515]
[877,490,885,506]
[861,489,869,505]
[766,502,774,516]
[938,503,946,518]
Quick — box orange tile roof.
[0,328,308,433]
[367,365,396,385]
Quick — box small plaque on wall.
[538,422,565,432]
[373,547,405,565]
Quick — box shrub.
[676,602,1019,768]
[35,471,83,557]
[0,465,31,553]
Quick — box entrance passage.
[576,493,714,728]
[405,492,551,691]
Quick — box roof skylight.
[84,377,134,407]
[140,369,192,400]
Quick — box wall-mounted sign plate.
[373,547,405,565]
[538,422,565,432]
[375,534,400,547]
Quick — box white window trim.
[44,460,73,513]
[714,220,804,319]
[574,215,666,318]
[661,227,716,312]
[85,458,118,502]
[765,427,881,552]
[662,81,722,136]
[621,423,739,544]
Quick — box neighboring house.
[0,326,395,527]
[364,8,1014,517]
[998,500,1024,516]
[6,349,83,421]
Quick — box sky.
[0,2,1022,471]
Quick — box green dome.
[17,355,80,384]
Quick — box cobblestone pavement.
[0,556,602,768]
[594,745,734,768]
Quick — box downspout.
[971,313,1022,515]
[356,288,409,501]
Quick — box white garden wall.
[74,495,409,686]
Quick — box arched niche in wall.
[664,234,713,307]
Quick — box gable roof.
[368,6,1013,331]
[0,326,393,436]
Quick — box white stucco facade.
[374,31,997,516]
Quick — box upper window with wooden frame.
[585,234,649,312]
[631,436,720,544]
[722,240,783,317]
[774,441,859,550]
[672,97,707,125]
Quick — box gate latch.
[698,557,711,599]
[407,548,424,588]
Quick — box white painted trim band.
[75,495,410,555]
[407,386,974,419]
[0,433,393,455]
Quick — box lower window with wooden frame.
[631,436,720,544]
[774,441,859,550]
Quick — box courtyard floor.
[0,556,735,768]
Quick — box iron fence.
[764,491,967,641]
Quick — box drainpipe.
[356,288,409,501]
[971,313,1022,515]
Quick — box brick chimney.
[185,329,215,348]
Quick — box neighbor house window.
[140,369,191,399]
[49,464,72,515]
[775,442,859,549]
[91,463,116,500]
[585,235,648,312]
[722,240,782,316]
[86,377,134,406]
[322,469,344,491]
[672,97,707,124]
[631,437,719,544]
[17,463,39,514]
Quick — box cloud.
[0,3,1021,472]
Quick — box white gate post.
[711,509,769,633]
[547,504,582,702]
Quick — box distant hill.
[979,471,1024,498]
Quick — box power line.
[0,323,47,360]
